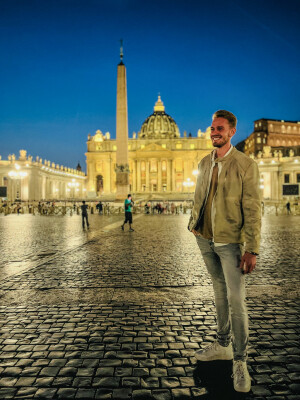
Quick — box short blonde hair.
[212,110,237,128]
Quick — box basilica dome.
[139,96,180,139]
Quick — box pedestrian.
[96,201,103,214]
[286,201,291,215]
[121,194,134,232]
[81,200,89,228]
[188,110,261,393]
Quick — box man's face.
[210,117,236,148]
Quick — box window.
[176,143,182,149]
[284,174,290,183]
[162,144,166,149]
[190,144,195,149]
[162,161,167,171]
[257,138,261,144]
[297,173,300,183]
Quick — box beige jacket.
[189,147,261,254]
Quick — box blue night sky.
[0,0,299,171]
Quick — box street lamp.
[183,178,195,199]
[8,166,28,201]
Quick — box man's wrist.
[247,251,258,256]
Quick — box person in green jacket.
[121,194,134,232]
[189,110,261,393]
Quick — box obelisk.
[115,40,130,200]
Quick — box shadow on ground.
[193,360,250,400]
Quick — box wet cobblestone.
[0,301,299,399]
[0,215,299,297]
[0,214,299,399]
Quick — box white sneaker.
[195,341,233,361]
[232,360,251,393]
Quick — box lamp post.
[67,179,80,199]
[8,164,28,201]
[183,178,195,200]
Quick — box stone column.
[146,160,150,192]
[183,160,188,181]
[137,161,141,192]
[167,160,171,192]
[172,160,176,192]
[104,159,111,193]
[132,160,137,193]
[158,160,162,192]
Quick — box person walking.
[286,201,291,215]
[188,110,261,393]
[81,200,89,228]
[121,194,134,232]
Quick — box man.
[189,110,261,393]
[81,200,89,228]
[96,201,103,215]
[121,194,134,232]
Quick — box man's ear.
[230,127,236,138]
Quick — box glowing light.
[192,170,198,176]
[8,170,28,178]
[15,164,20,170]
[259,185,264,189]
[271,160,275,164]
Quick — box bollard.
[91,207,94,214]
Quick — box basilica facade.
[86,96,213,198]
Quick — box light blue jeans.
[196,236,248,361]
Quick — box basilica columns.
[167,160,172,191]
[146,161,150,191]
[158,160,162,192]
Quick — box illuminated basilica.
[86,96,213,198]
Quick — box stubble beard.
[212,137,229,148]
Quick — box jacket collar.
[211,146,236,163]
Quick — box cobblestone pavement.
[0,214,299,399]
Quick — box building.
[86,96,213,198]
[235,118,300,203]
[244,118,300,157]
[254,146,300,202]
[0,150,86,201]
